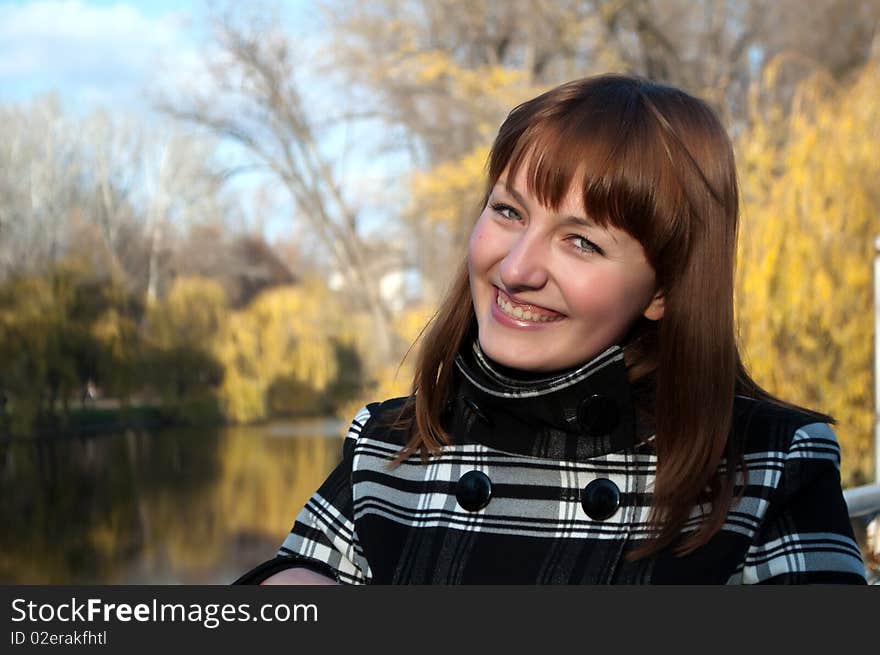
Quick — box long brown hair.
[392,74,830,559]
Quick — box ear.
[643,289,665,321]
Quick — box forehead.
[495,164,587,214]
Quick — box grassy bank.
[0,405,169,440]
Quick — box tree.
[0,96,233,305]
[0,259,142,435]
[161,11,403,370]
[325,0,880,269]
[215,278,356,423]
[143,276,227,423]
[322,0,585,280]
[736,60,880,484]
[0,96,82,278]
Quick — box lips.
[494,287,565,323]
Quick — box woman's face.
[467,165,664,372]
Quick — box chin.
[479,337,558,372]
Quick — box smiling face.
[467,165,665,373]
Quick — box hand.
[260,567,338,585]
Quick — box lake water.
[2,420,875,583]
[0,419,345,584]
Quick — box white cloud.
[0,0,198,110]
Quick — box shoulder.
[344,396,412,447]
[732,395,838,464]
[729,400,864,583]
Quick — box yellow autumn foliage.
[334,301,436,427]
[0,276,60,434]
[143,277,227,422]
[736,61,880,485]
[90,308,140,399]
[410,145,491,226]
[402,57,542,238]
[146,276,228,351]
[215,278,357,424]
[0,261,125,433]
[385,49,527,110]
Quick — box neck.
[481,352,583,382]
[451,338,645,460]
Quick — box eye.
[567,234,604,256]
[490,202,521,221]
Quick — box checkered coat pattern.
[235,343,866,585]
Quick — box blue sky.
[0,0,210,110]
[0,0,399,242]
[0,1,321,112]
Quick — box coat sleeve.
[740,422,867,584]
[232,405,374,585]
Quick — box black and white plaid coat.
[236,342,867,585]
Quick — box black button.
[463,397,493,427]
[580,478,620,520]
[577,394,619,436]
[456,471,492,512]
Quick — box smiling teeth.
[496,292,563,323]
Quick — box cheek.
[467,214,497,276]
[564,270,648,324]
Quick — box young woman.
[235,74,866,585]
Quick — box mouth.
[494,287,565,323]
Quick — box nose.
[499,231,549,292]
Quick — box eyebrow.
[496,182,618,244]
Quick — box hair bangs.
[487,80,690,274]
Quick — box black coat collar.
[450,340,651,461]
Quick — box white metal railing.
[844,483,880,584]
[844,483,880,518]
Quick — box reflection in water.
[2,423,875,583]
[0,420,343,584]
